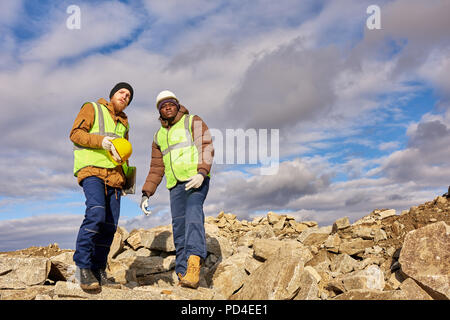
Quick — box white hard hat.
[156,90,179,110]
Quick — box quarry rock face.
[1,195,449,300]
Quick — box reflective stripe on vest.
[73,102,129,177]
[156,114,200,189]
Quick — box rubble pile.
[1,195,448,300]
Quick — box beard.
[113,101,126,113]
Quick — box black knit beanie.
[110,82,134,105]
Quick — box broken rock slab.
[341,265,385,291]
[399,221,450,300]
[293,267,320,300]
[126,226,175,252]
[399,278,433,300]
[0,255,51,289]
[230,244,312,300]
[339,239,374,256]
[252,238,302,261]
[49,251,76,282]
[210,249,252,298]
[333,289,407,300]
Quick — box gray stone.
[332,217,350,232]
[333,289,407,300]
[210,250,251,298]
[340,265,385,291]
[293,268,320,300]
[0,255,51,289]
[399,221,450,299]
[330,254,359,274]
[230,244,312,300]
[399,278,433,300]
[377,209,396,219]
[339,239,374,255]
[49,251,76,282]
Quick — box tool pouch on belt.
[123,166,136,194]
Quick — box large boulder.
[48,251,76,282]
[293,267,321,300]
[0,255,51,289]
[399,221,450,300]
[252,239,302,261]
[230,243,312,300]
[341,265,385,291]
[210,249,251,298]
[126,226,175,252]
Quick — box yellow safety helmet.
[109,138,132,165]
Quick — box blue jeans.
[73,176,121,269]
[170,177,209,276]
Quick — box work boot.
[180,255,201,289]
[177,272,184,286]
[79,268,100,290]
[92,268,121,289]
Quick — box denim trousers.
[73,176,121,269]
[170,177,210,276]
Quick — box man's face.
[159,102,178,119]
[111,88,131,113]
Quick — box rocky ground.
[0,194,448,300]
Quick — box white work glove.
[102,136,121,163]
[110,144,122,163]
[140,195,152,216]
[185,173,205,191]
[102,136,114,150]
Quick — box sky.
[0,0,449,251]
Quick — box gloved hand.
[185,173,204,191]
[140,195,152,216]
[102,136,121,163]
[102,136,114,150]
[110,144,122,163]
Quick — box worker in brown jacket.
[69,82,133,290]
[141,90,214,289]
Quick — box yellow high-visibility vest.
[155,114,209,189]
[73,102,130,177]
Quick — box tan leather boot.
[177,273,184,286]
[180,255,201,289]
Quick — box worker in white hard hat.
[141,90,214,289]
[69,82,134,291]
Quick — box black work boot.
[79,268,100,290]
[93,268,121,289]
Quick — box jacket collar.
[97,98,128,127]
[159,105,189,128]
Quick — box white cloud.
[0,214,82,251]
[369,112,450,186]
[417,47,450,106]
[0,0,23,26]
[1,0,450,251]
[379,141,400,151]
[20,2,143,64]
[202,157,332,219]
[143,0,219,21]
